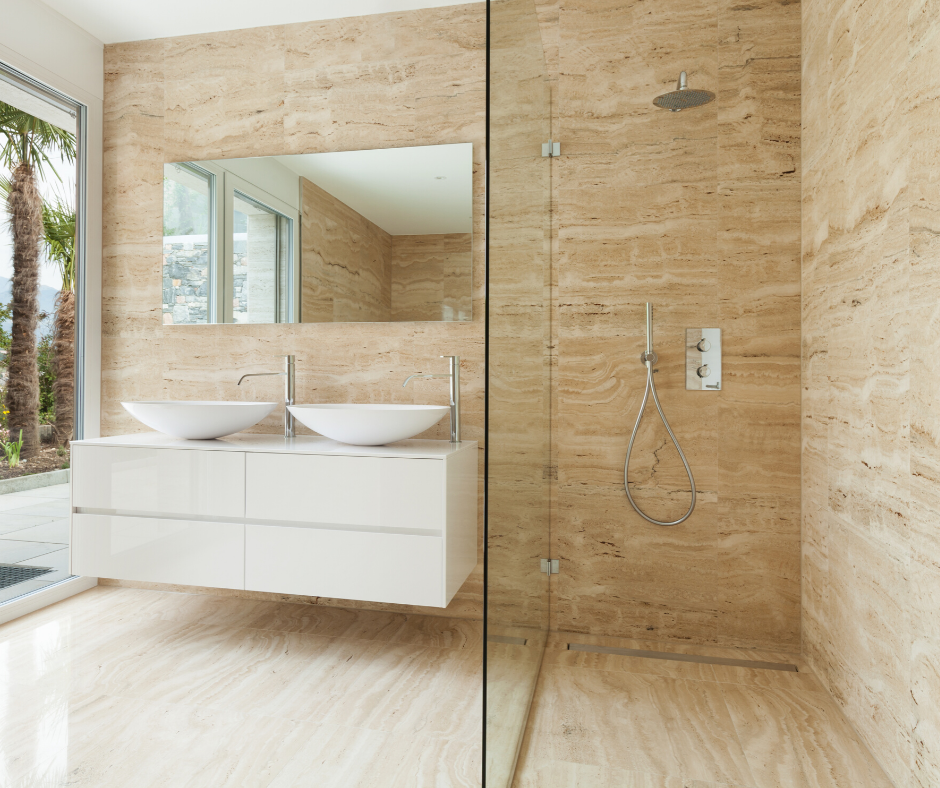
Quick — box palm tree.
[42,194,76,447]
[0,102,75,458]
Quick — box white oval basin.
[122,401,278,440]
[288,404,450,446]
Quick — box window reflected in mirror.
[231,191,291,324]
[163,163,214,325]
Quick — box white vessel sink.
[122,401,278,440]
[288,404,449,446]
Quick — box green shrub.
[3,429,23,467]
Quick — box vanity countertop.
[73,432,477,460]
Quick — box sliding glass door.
[0,62,86,608]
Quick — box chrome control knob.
[697,364,711,378]
[696,338,711,352]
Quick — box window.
[231,191,292,324]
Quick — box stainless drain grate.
[488,635,528,646]
[0,563,54,589]
[567,643,798,672]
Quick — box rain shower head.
[653,71,715,112]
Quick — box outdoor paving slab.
[2,519,69,544]
[5,500,69,518]
[0,539,64,564]
[35,484,70,499]
[0,514,61,536]
[0,495,58,513]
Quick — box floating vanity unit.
[69,433,478,608]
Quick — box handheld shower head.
[653,71,715,112]
[624,303,696,526]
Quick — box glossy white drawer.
[72,445,245,519]
[245,525,443,606]
[72,513,244,589]
[245,453,443,531]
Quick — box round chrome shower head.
[653,71,715,112]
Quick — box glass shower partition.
[485,0,553,784]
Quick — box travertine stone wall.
[102,4,486,619]
[300,177,392,323]
[801,0,940,784]
[300,171,471,324]
[547,0,802,649]
[390,233,472,321]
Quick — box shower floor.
[0,585,482,787]
[512,632,893,788]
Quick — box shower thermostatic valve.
[686,328,721,390]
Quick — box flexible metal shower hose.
[623,359,696,526]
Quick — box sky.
[0,148,75,291]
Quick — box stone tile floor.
[0,585,483,787]
[0,483,70,604]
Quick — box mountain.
[0,276,60,335]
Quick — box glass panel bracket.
[540,558,560,575]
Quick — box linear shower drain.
[0,563,54,589]
[488,635,528,646]
[567,643,798,672]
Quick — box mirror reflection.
[162,143,473,325]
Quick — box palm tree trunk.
[7,162,42,458]
[53,289,74,447]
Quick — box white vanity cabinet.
[70,433,478,608]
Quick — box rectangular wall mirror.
[163,143,473,325]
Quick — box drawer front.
[72,445,245,519]
[72,513,244,589]
[245,525,443,607]
[245,453,443,531]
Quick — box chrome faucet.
[403,355,461,443]
[238,355,296,438]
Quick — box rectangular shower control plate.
[686,328,722,390]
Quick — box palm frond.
[0,174,12,235]
[0,101,76,182]
[41,191,76,293]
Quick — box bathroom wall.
[101,4,486,619]
[543,0,802,649]
[301,177,392,323]
[801,0,940,784]
[390,233,472,321]
[300,174,471,322]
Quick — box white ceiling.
[276,144,472,236]
[39,0,475,44]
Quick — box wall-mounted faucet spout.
[238,355,296,438]
[403,355,461,442]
